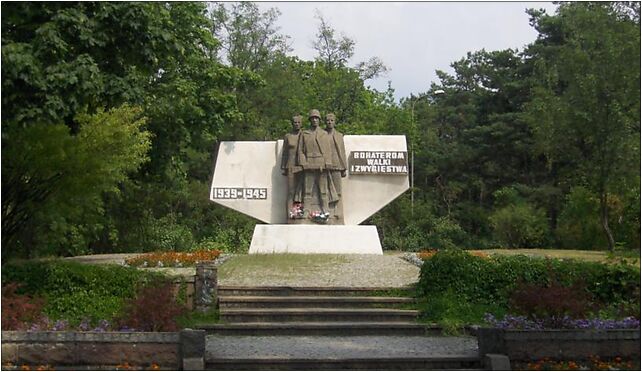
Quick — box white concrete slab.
[210,141,287,223]
[248,225,383,255]
[210,136,409,225]
[343,135,409,225]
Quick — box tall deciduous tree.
[1,2,251,257]
[312,11,389,81]
[210,2,291,72]
[1,106,151,259]
[524,3,640,250]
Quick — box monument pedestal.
[248,225,383,255]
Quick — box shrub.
[1,260,161,324]
[116,278,187,331]
[489,202,549,248]
[140,212,195,252]
[417,250,640,309]
[1,283,45,330]
[509,280,594,322]
[556,186,606,249]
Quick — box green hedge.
[417,250,640,307]
[2,260,162,324]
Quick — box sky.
[256,2,559,101]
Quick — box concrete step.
[218,295,415,309]
[217,285,413,297]
[206,356,482,370]
[219,308,419,323]
[198,322,441,336]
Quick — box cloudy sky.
[256,2,558,101]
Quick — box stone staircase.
[201,285,430,336]
[199,286,482,370]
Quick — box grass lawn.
[468,248,640,266]
[218,253,349,283]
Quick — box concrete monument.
[210,111,409,255]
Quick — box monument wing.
[210,135,409,225]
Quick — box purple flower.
[28,323,42,332]
[485,313,641,330]
[118,325,135,332]
[78,318,91,332]
[92,319,110,332]
[52,319,69,331]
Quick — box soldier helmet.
[308,109,321,119]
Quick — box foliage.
[556,187,608,249]
[1,2,253,259]
[1,283,45,330]
[417,250,640,308]
[489,187,550,248]
[509,280,594,322]
[210,2,291,71]
[116,278,187,332]
[125,249,221,267]
[1,260,161,324]
[2,106,151,259]
[417,289,506,333]
[176,308,220,328]
[524,3,640,250]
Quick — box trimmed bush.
[417,250,640,308]
[116,278,187,331]
[1,283,45,330]
[1,260,161,324]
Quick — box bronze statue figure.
[281,115,304,221]
[282,109,347,224]
[325,112,347,224]
[296,109,333,223]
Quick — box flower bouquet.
[289,202,304,219]
[309,210,330,224]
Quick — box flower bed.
[514,356,638,371]
[417,249,489,261]
[125,250,221,268]
[484,313,641,330]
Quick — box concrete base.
[249,225,383,255]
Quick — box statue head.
[325,113,336,130]
[308,109,321,128]
[291,115,302,131]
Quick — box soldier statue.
[281,114,304,221]
[325,113,347,224]
[296,109,333,223]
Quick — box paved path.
[206,335,478,360]
[218,254,420,288]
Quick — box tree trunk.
[599,192,616,251]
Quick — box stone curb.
[1,331,179,343]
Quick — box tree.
[1,2,253,257]
[1,106,151,259]
[210,2,291,72]
[312,11,388,80]
[524,3,640,250]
